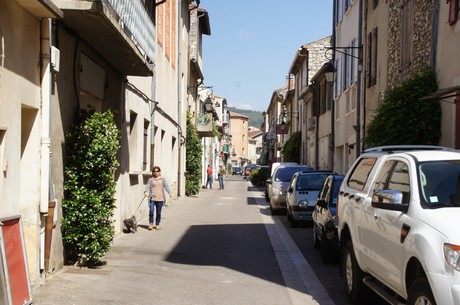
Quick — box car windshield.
[296,174,330,191]
[418,160,460,207]
[275,167,310,182]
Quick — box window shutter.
[448,0,459,25]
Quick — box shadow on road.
[165,223,285,287]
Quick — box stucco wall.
[0,0,42,284]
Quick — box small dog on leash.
[123,215,137,233]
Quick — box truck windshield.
[418,160,460,207]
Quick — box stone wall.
[387,0,433,87]
[306,36,331,83]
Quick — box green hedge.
[365,67,441,148]
[185,112,202,196]
[62,109,120,266]
[250,167,271,187]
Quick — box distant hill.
[227,107,264,128]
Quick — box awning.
[421,85,460,101]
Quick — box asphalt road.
[32,175,384,305]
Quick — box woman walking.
[144,166,172,230]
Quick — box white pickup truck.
[337,146,460,305]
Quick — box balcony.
[56,0,155,76]
[196,113,214,137]
[16,0,62,18]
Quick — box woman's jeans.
[149,200,164,225]
[218,176,224,189]
[206,175,213,189]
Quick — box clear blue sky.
[200,1,333,112]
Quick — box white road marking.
[255,196,336,305]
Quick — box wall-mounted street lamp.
[324,62,337,84]
[204,97,214,113]
[280,105,299,125]
[324,46,362,84]
[324,44,363,159]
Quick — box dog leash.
[132,196,146,215]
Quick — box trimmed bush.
[185,112,202,196]
[282,131,301,163]
[250,167,271,187]
[62,109,120,266]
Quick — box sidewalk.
[31,178,276,305]
[31,177,334,305]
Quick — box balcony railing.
[107,0,155,62]
[58,0,155,75]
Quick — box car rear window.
[296,174,330,191]
[275,167,311,182]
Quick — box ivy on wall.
[185,112,202,196]
[282,131,301,163]
[365,67,441,148]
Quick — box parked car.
[265,162,298,201]
[312,174,344,264]
[270,162,298,177]
[285,170,334,228]
[266,165,313,214]
[232,166,242,175]
[337,145,460,305]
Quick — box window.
[143,120,149,171]
[320,82,327,115]
[367,28,378,87]
[400,0,413,76]
[342,51,349,90]
[373,161,410,204]
[388,162,410,204]
[448,0,459,25]
[347,157,377,191]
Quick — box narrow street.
[32,176,380,305]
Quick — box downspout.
[356,0,364,159]
[177,0,183,197]
[362,0,368,150]
[314,85,319,169]
[331,0,337,171]
[40,18,55,272]
[431,0,440,69]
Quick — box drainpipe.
[356,0,364,158]
[431,0,440,69]
[40,18,54,272]
[177,0,183,197]
[331,0,337,171]
[362,0,368,151]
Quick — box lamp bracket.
[325,46,362,61]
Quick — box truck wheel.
[407,278,436,305]
[342,241,369,304]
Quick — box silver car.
[266,165,313,214]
